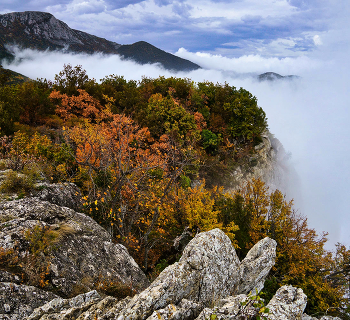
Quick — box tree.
[63,111,194,269]
[0,85,20,135]
[50,89,104,122]
[216,179,345,315]
[53,64,90,96]
[143,93,198,141]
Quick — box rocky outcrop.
[23,228,342,320]
[265,286,307,319]
[229,131,297,196]
[236,237,276,294]
[27,290,103,320]
[30,182,82,211]
[0,11,121,53]
[0,282,58,319]
[0,195,149,300]
[26,229,277,320]
[114,229,275,320]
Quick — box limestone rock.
[195,294,257,320]
[265,285,307,320]
[146,299,202,320]
[27,290,102,320]
[114,229,276,320]
[302,316,342,320]
[0,197,149,298]
[0,282,58,320]
[114,229,240,319]
[228,131,299,199]
[235,237,277,294]
[31,182,82,211]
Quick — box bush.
[0,170,34,195]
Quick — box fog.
[3,44,350,249]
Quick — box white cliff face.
[229,131,299,198]
[0,11,121,52]
[0,12,83,45]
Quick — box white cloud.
[189,0,296,20]
[313,34,322,46]
[175,47,321,74]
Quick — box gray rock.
[0,282,58,320]
[31,182,82,211]
[235,237,277,294]
[27,290,102,320]
[114,229,276,320]
[194,294,257,320]
[0,197,149,298]
[265,285,307,320]
[146,299,202,320]
[114,229,240,320]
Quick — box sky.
[1,0,350,249]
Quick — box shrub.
[0,170,34,194]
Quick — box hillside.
[0,11,201,72]
[0,66,348,318]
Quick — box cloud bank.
[3,44,350,249]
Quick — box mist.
[3,44,350,249]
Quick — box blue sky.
[1,0,350,248]
[0,0,343,58]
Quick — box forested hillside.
[0,64,349,318]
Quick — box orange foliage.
[50,89,103,121]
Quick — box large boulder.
[27,290,103,320]
[111,229,276,320]
[0,196,149,298]
[31,182,82,211]
[265,285,307,320]
[0,282,58,320]
[235,236,277,294]
[27,229,277,320]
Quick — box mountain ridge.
[0,11,200,72]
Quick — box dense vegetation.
[0,64,349,318]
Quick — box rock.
[31,182,82,211]
[0,197,149,298]
[194,294,257,320]
[265,285,307,319]
[0,282,58,320]
[146,299,202,320]
[228,131,299,199]
[235,237,277,294]
[173,227,193,252]
[114,229,276,320]
[27,290,102,320]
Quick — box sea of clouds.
[3,42,350,249]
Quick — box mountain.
[0,11,200,72]
[0,65,30,85]
[116,41,200,71]
[258,72,299,81]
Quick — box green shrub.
[0,170,34,194]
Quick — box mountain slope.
[116,41,200,71]
[0,11,200,71]
[258,72,299,81]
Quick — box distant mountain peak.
[0,11,200,72]
[258,72,300,82]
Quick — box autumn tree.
[50,89,104,122]
[53,64,90,96]
[214,179,346,316]
[0,85,20,135]
[63,109,196,269]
